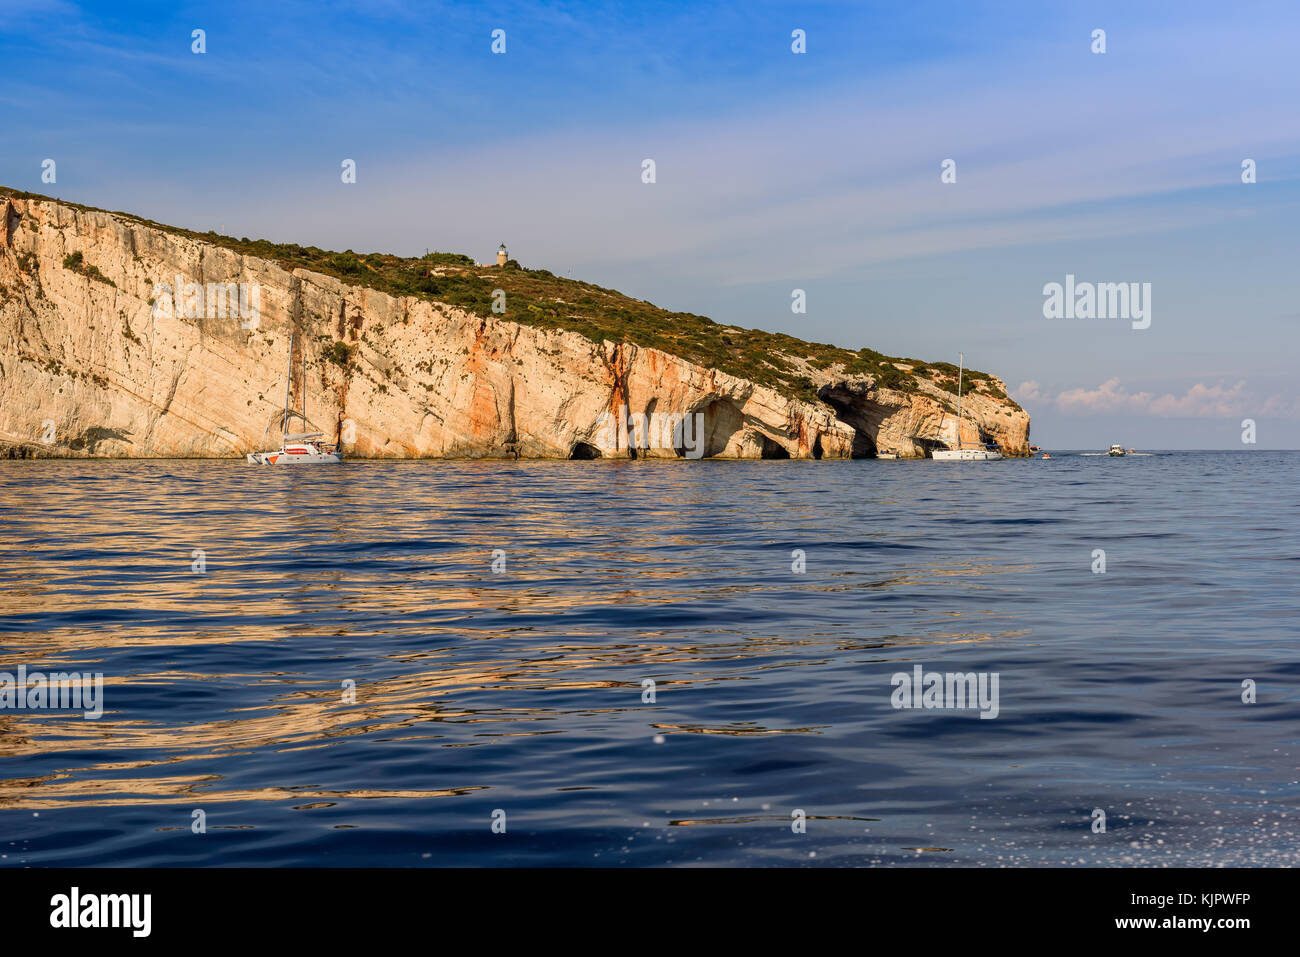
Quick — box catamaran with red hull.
[246,333,343,465]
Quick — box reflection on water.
[1,454,1298,865]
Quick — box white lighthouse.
[496,243,508,267]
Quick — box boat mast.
[955,352,963,449]
[282,332,294,438]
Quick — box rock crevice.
[0,195,1030,459]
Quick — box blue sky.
[4,0,1298,448]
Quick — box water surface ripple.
[1,453,1296,866]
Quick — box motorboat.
[1107,444,1126,456]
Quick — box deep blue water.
[1,452,1297,866]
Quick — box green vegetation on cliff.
[2,187,1021,411]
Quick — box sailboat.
[246,333,343,465]
[932,352,1002,461]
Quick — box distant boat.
[1041,453,1052,459]
[247,333,343,465]
[932,352,1002,461]
[1107,444,1126,457]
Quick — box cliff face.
[0,194,1029,459]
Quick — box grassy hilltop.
[1,187,1019,411]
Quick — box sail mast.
[282,332,294,438]
[955,351,963,449]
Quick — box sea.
[1,451,1296,866]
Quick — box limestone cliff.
[0,191,1029,459]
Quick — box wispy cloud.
[5,1,1299,447]
[1018,378,1298,418]
[205,13,1300,285]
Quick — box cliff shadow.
[817,384,881,458]
[700,398,744,457]
[2,205,17,248]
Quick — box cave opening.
[570,442,602,460]
[817,384,882,459]
[850,430,877,459]
[700,399,744,457]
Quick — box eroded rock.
[0,195,1029,459]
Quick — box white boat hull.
[247,447,342,465]
[934,353,1001,462]
[250,332,344,465]
[932,449,1002,461]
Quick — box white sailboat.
[246,333,343,465]
[932,352,1002,461]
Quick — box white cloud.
[1033,378,1298,419]
[118,14,1300,286]
[1014,380,1045,403]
